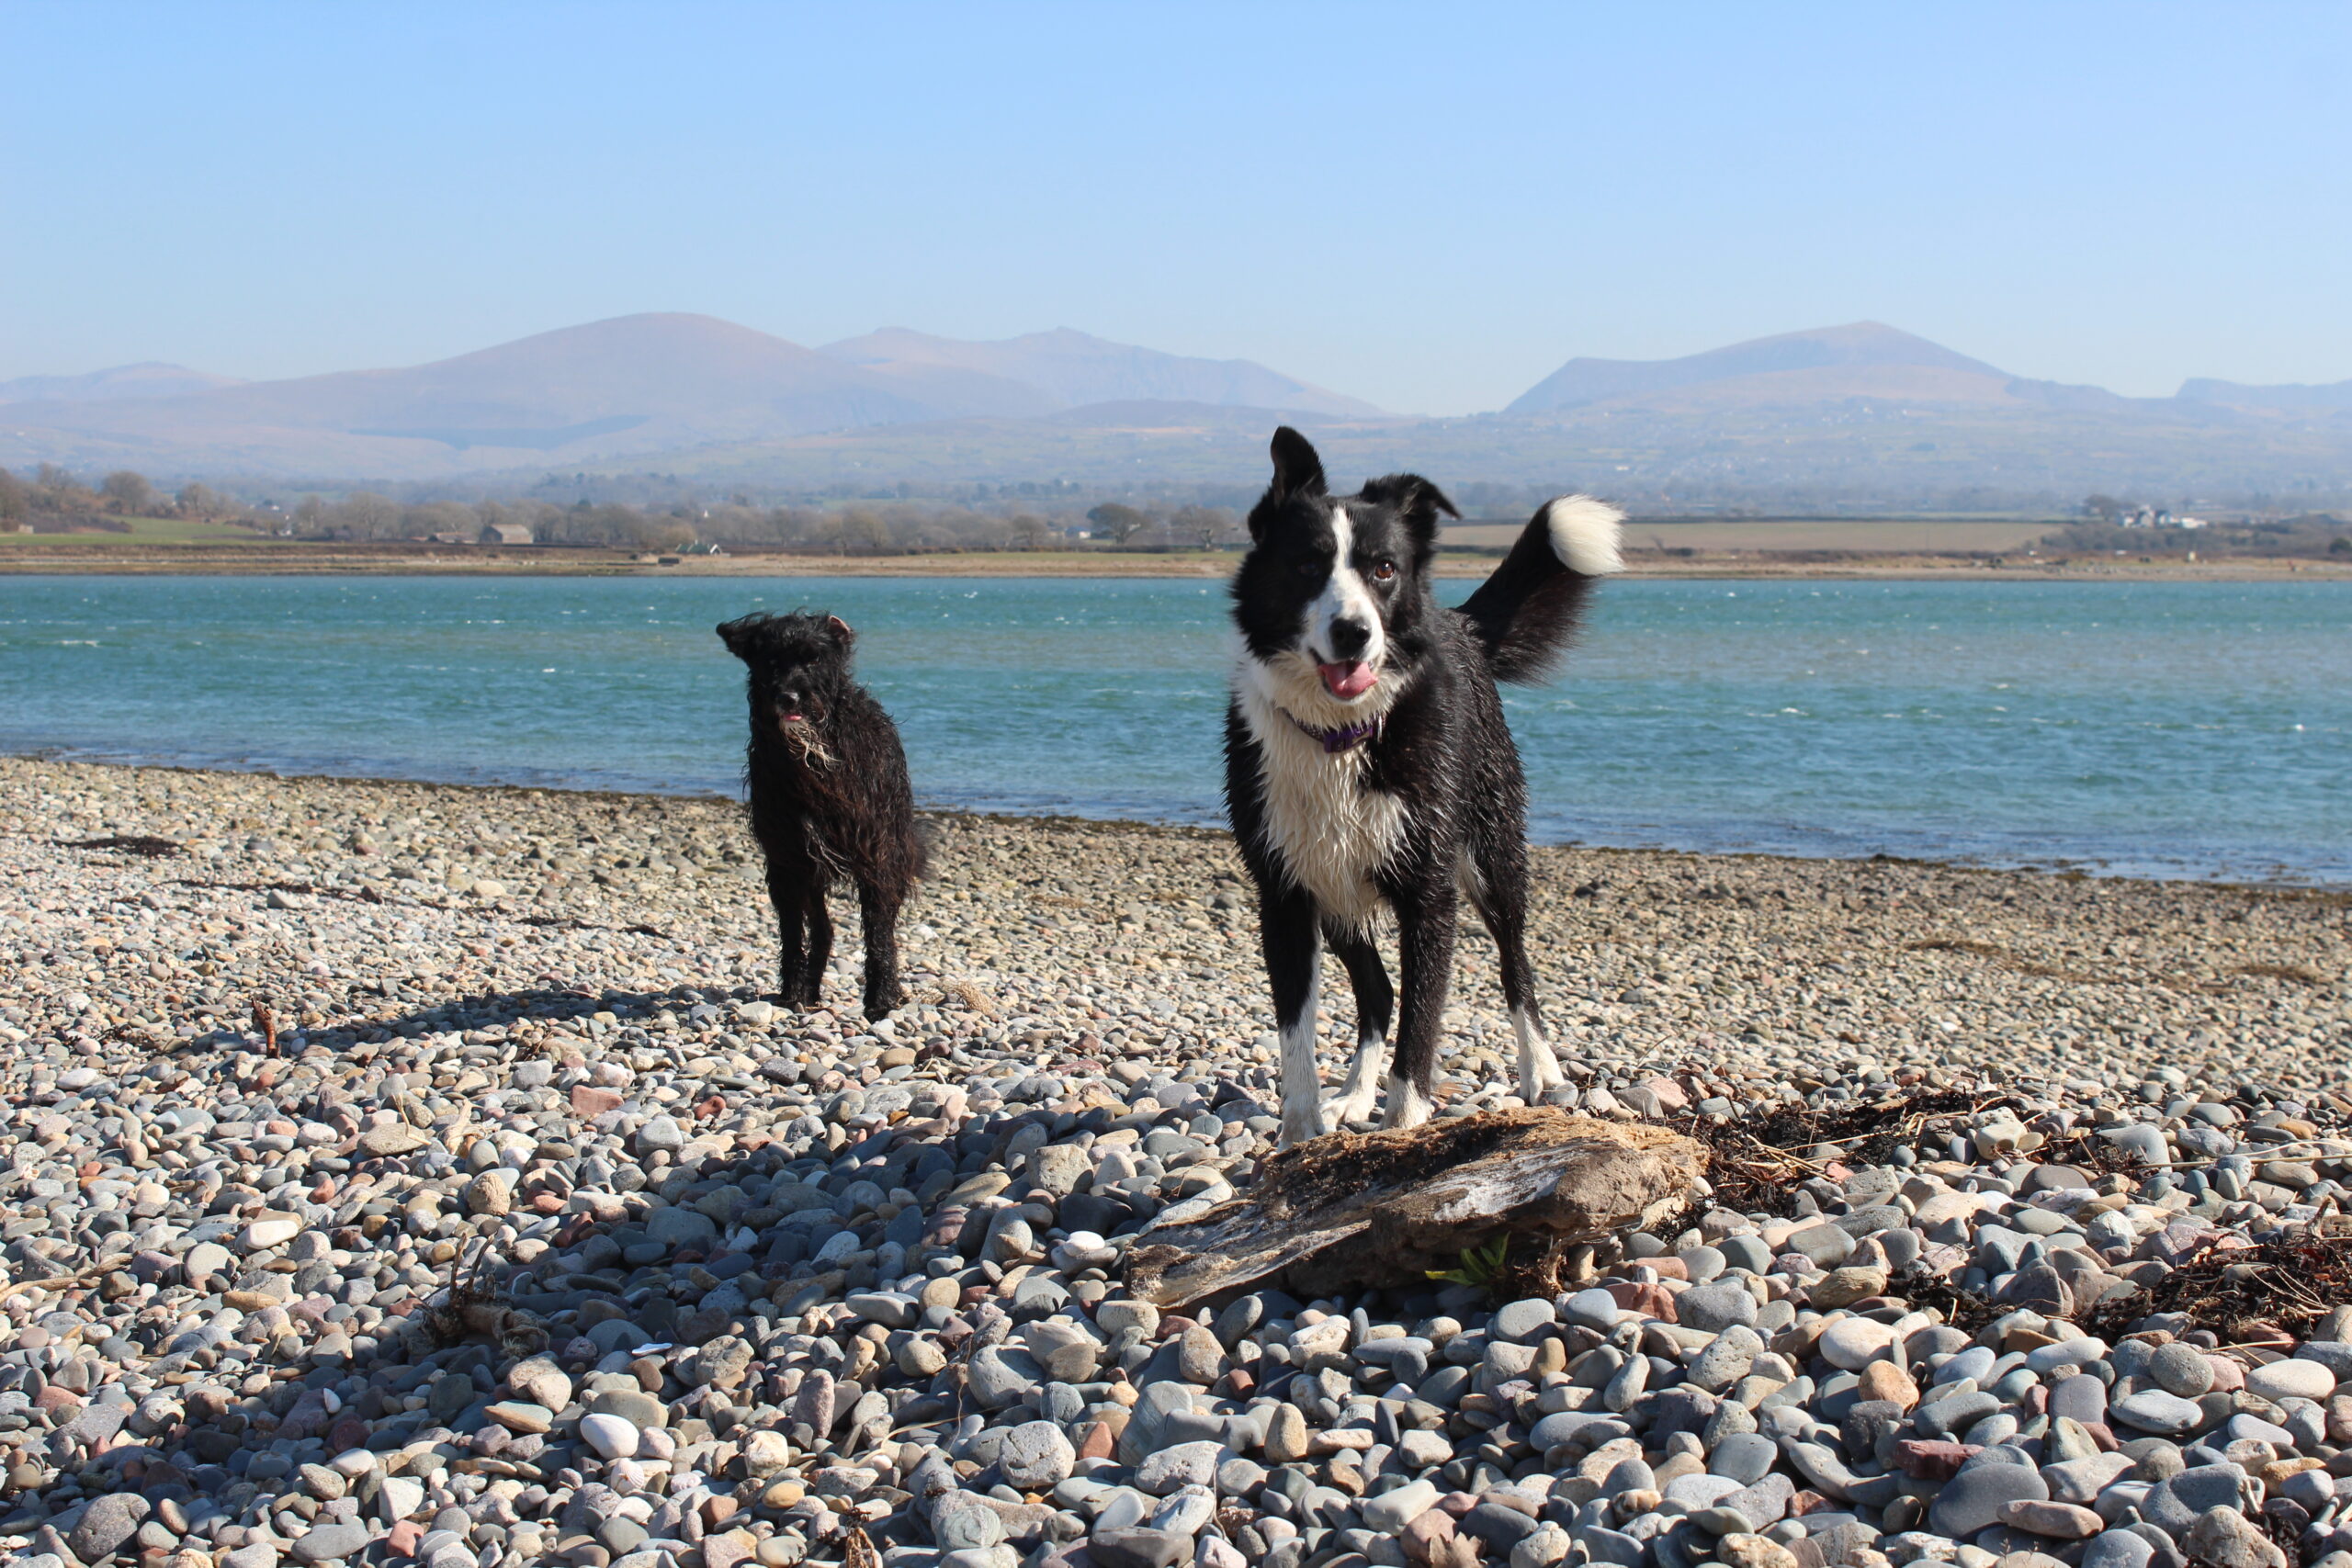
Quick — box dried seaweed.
[66,834,183,857]
[2259,1497,2309,1565]
[1487,1234,1581,1303]
[1906,936,2258,997]
[2025,1125,2139,1179]
[426,1241,549,1357]
[2233,963,2329,987]
[2081,1231,2352,1344]
[1890,1263,2001,1334]
[942,979,995,1015]
[515,914,671,939]
[1664,1085,2014,1218]
[173,876,373,904]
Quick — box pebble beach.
[2,755,2349,1568]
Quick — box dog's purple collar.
[1287,710,1385,754]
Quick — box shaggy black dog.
[717,611,923,1020]
[1226,427,1622,1144]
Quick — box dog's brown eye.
[1372,559,1396,582]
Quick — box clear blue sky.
[6,2,2348,414]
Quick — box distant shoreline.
[3,539,2345,581]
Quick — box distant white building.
[480,522,535,546]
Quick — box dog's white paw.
[1276,1044,1331,1149]
[1381,1075,1432,1130]
[1320,1033,1387,1130]
[1511,1006,1566,1101]
[1517,1043,1566,1100]
[1278,1103,1334,1149]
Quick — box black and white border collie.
[1225,427,1623,1145]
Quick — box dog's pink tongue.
[1318,661,1376,699]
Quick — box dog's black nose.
[1328,619,1372,659]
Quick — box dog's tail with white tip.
[1453,494,1624,684]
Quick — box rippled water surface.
[3,575,2345,884]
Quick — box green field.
[1,514,280,547]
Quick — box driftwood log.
[1125,1107,1708,1308]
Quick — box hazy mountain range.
[0,362,247,404]
[6,314,2350,503]
[819,327,1377,418]
[0,314,1374,479]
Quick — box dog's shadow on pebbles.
[57,976,1280,1568]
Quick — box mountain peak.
[0,361,246,405]
[2177,375,2352,412]
[819,327,1381,417]
[1508,322,2007,414]
[432,311,820,367]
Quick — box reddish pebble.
[1895,1439,1980,1481]
[1074,1421,1115,1461]
[1401,1509,1457,1563]
[570,1085,623,1117]
[1605,1280,1678,1321]
[1639,1076,1690,1111]
[386,1521,424,1558]
[2006,1500,2104,1539]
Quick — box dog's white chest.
[1238,688,1406,926]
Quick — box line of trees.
[0,464,246,532]
[1086,502,1238,548]
[0,461,1238,555]
[2052,514,2352,558]
[309,495,1242,553]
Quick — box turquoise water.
[2,574,2346,885]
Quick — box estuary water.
[2,574,2345,885]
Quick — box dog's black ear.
[1251,426,1331,543]
[823,615,855,649]
[1269,426,1327,499]
[716,617,752,660]
[1363,472,1459,550]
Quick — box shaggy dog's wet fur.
[718,612,923,1019]
[1226,427,1623,1145]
